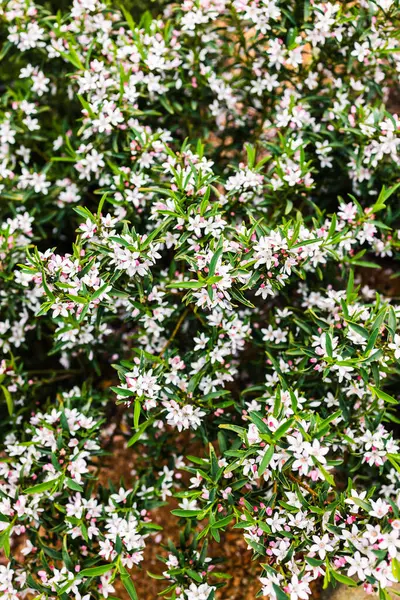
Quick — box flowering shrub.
[0,389,158,599]
[1,0,400,598]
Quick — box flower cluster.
[0,389,161,599]
[1,0,400,599]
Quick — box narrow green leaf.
[1,385,13,416]
[25,478,60,495]
[171,509,202,518]
[392,557,400,581]
[120,566,139,600]
[166,280,204,289]
[272,583,289,600]
[258,445,274,476]
[134,400,141,429]
[331,570,357,586]
[272,418,295,442]
[65,478,84,492]
[79,564,114,578]
[346,269,354,301]
[317,464,335,487]
[346,321,368,340]
[212,514,233,529]
[369,386,397,405]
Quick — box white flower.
[388,334,400,360]
[110,487,132,504]
[79,219,97,239]
[99,573,115,598]
[346,551,371,581]
[287,574,311,600]
[185,582,215,600]
[247,423,262,445]
[309,534,334,559]
[369,498,390,519]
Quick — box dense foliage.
[1,0,400,599]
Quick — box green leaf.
[285,199,293,215]
[111,386,134,398]
[245,143,256,168]
[166,280,204,289]
[258,445,274,476]
[325,332,333,358]
[388,306,397,340]
[65,478,84,492]
[272,418,295,441]
[134,399,141,429]
[62,536,73,571]
[208,241,223,278]
[369,386,398,405]
[60,412,70,432]
[351,497,371,512]
[387,455,400,474]
[25,478,60,495]
[186,569,203,583]
[0,42,12,62]
[346,269,354,301]
[247,539,266,556]
[202,390,231,401]
[66,294,88,304]
[120,566,139,600]
[349,260,379,268]
[141,217,173,250]
[330,570,357,587]
[159,95,175,114]
[317,464,335,487]
[249,411,271,435]
[91,283,111,301]
[305,557,323,567]
[230,287,255,308]
[59,49,84,70]
[365,328,379,354]
[170,509,202,518]
[212,514,233,529]
[0,526,11,557]
[392,557,400,580]
[1,385,13,416]
[373,183,400,213]
[120,5,136,32]
[346,321,368,340]
[127,418,154,447]
[219,424,247,437]
[328,213,337,238]
[315,410,342,436]
[41,270,55,301]
[79,564,115,578]
[272,583,289,600]
[212,572,232,580]
[26,574,45,593]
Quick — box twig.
[27,369,81,375]
[158,308,189,357]
[271,480,278,509]
[39,374,79,384]
[288,473,318,498]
